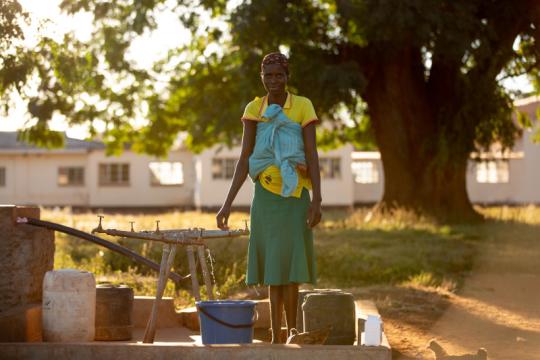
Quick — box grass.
[43,205,540,308]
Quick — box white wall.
[0,153,89,206]
[467,99,540,204]
[352,153,384,204]
[513,99,540,203]
[466,158,526,204]
[0,149,196,207]
[194,146,257,208]
[319,144,355,206]
[87,149,195,207]
[353,147,539,206]
[517,129,540,203]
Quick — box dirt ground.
[356,227,540,360]
[232,220,540,359]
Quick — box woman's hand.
[216,204,231,230]
[307,200,322,228]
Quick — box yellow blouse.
[241,92,319,197]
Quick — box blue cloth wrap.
[248,104,306,197]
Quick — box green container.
[302,292,355,345]
[296,289,342,332]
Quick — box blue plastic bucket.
[196,300,257,344]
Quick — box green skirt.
[246,181,316,285]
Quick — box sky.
[0,0,535,139]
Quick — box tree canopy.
[2,0,540,220]
[2,1,539,154]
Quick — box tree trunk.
[363,48,482,223]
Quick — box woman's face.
[261,63,288,95]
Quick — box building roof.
[0,131,104,153]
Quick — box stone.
[132,296,179,328]
[177,306,199,331]
[0,206,54,311]
[0,206,54,342]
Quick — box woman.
[216,52,322,343]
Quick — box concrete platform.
[0,320,391,360]
[0,299,392,359]
[132,296,180,328]
[0,341,391,360]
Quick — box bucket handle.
[196,305,258,329]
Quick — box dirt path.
[426,273,540,359]
[386,222,540,359]
[425,225,540,360]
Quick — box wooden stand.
[91,219,246,344]
[143,244,215,343]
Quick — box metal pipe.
[16,217,187,285]
[92,228,249,244]
[92,228,205,246]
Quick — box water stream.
[205,248,220,297]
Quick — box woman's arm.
[303,123,322,228]
[216,120,257,229]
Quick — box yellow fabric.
[241,92,319,197]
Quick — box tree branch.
[469,2,535,84]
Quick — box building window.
[476,160,509,183]
[212,158,237,179]
[58,167,85,186]
[319,158,341,179]
[149,162,184,186]
[352,161,379,184]
[99,163,130,186]
[0,167,5,187]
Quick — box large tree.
[2,0,540,221]
[164,0,540,222]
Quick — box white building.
[347,97,540,205]
[0,135,196,208]
[465,97,540,204]
[1,97,539,208]
[0,133,355,208]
